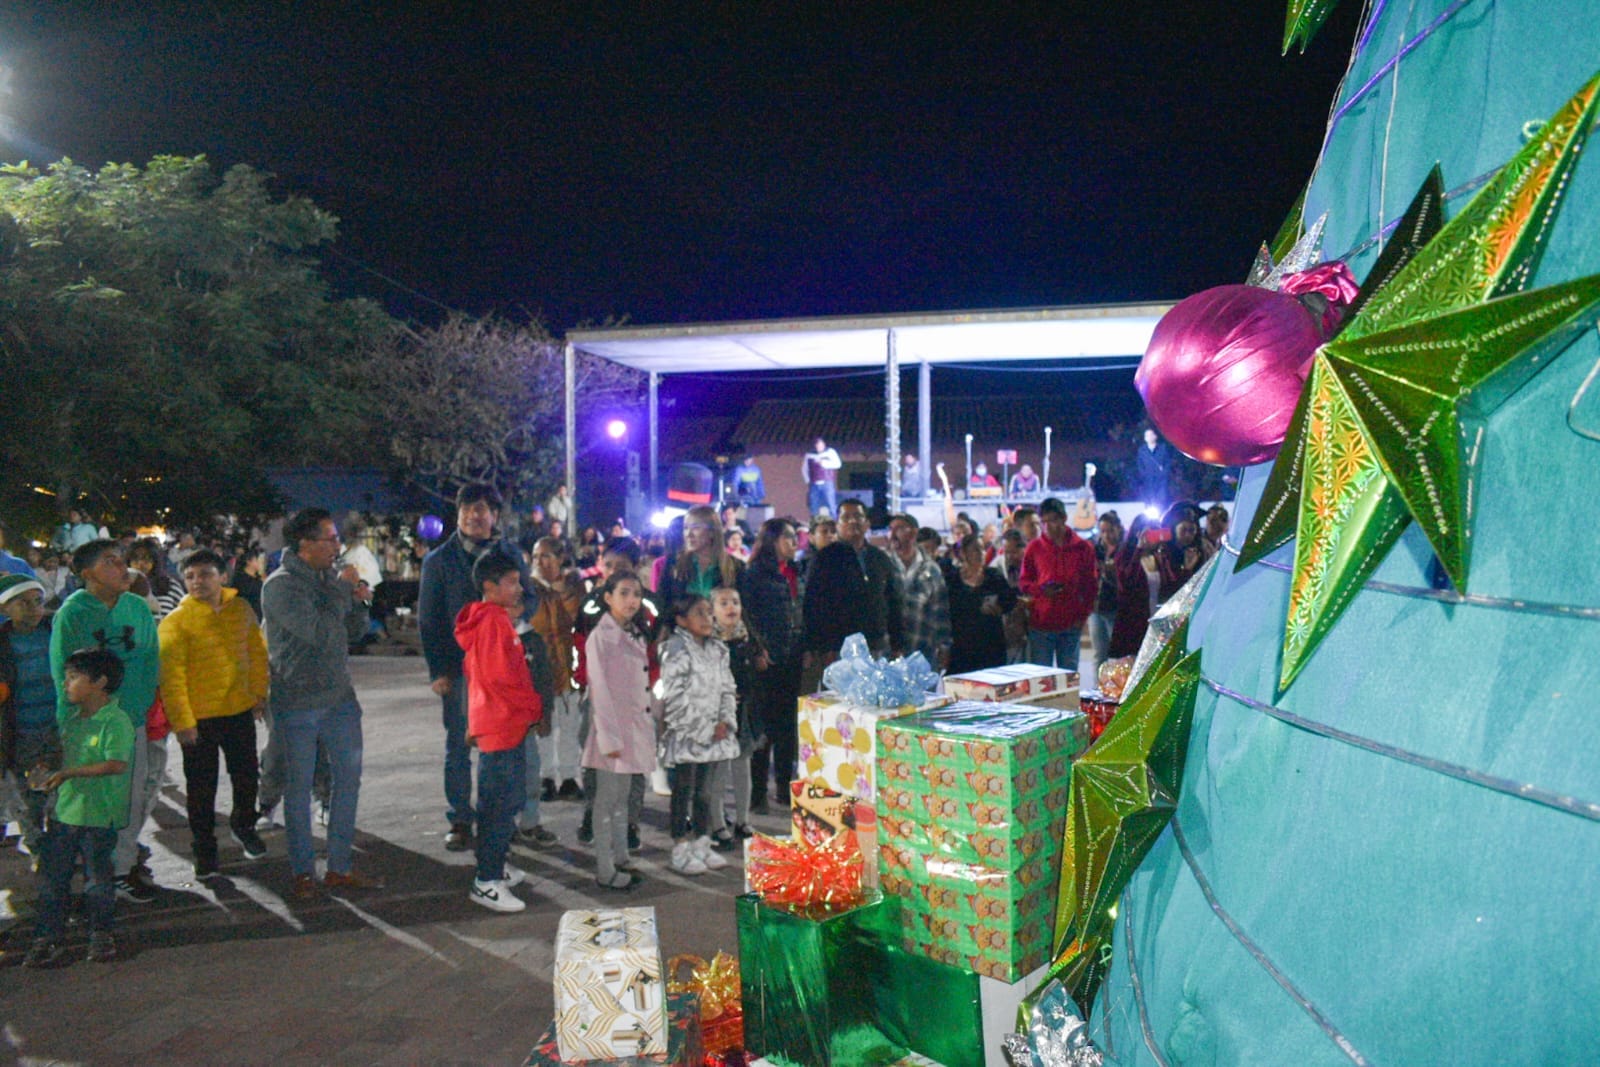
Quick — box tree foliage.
[0,155,396,530]
[367,313,643,506]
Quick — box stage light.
[1144,506,1162,519]
[650,507,687,529]
[606,419,628,441]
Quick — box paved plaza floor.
[0,655,792,1066]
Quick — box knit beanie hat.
[0,573,45,605]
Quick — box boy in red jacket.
[454,554,543,913]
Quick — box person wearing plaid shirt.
[887,513,950,670]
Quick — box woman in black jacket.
[941,534,1017,673]
[738,518,804,812]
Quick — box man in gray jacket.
[262,508,381,901]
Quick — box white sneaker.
[469,878,526,913]
[501,864,526,888]
[256,804,282,831]
[670,841,708,875]
[693,836,729,870]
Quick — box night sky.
[0,2,1359,333]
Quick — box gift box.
[738,892,1044,1067]
[942,664,1078,704]
[668,953,743,1057]
[526,989,701,1066]
[875,702,1084,981]
[1079,695,1119,743]
[796,692,950,801]
[791,780,879,888]
[553,907,670,1061]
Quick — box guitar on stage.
[1070,462,1098,532]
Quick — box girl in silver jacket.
[658,594,739,875]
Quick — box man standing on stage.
[802,438,841,519]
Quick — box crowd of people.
[0,480,1228,964]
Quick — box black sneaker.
[627,824,641,851]
[444,824,473,852]
[576,815,593,845]
[539,778,558,802]
[519,824,559,849]
[115,872,158,904]
[194,849,220,881]
[23,939,70,969]
[710,830,737,852]
[557,778,585,800]
[231,826,268,860]
[86,932,117,963]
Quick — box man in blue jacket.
[418,484,536,853]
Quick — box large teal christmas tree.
[1080,5,1600,1063]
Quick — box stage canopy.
[566,301,1172,373]
[561,301,1173,516]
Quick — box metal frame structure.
[562,301,1173,523]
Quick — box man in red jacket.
[454,553,543,913]
[1017,497,1097,672]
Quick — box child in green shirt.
[25,647,134,969]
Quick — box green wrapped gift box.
[740,892,1027,1067]
[874,701,1083,981]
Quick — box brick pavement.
[0,656,790,1066]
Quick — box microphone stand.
[1042,426,1053,493]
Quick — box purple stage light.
[606,419,628,441]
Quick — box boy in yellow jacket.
[159,550,269,878]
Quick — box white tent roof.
[566,301,1173,373]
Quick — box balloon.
[417,514,445,540]
[1135,284,1324,466]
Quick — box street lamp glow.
[605,419,628,441]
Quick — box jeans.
[1087,611,1115,682]
[667,762,715,840]
[1027,628,1082,673]
[476,744,526,882]
[807,482,837,518]
[535,689,584,783]
[519,725,543,828]
[440,681,474,828]
[37,822,117,941]
[180,710,260,858]
[591,768,631,882]
[113,724,150,875]
[259,706,329,811]
[279,698,364,877]
[2,724,61,850]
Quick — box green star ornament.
[1049,622,1201,1012]
[1284,0,1341,54]
[1236,69,1600,692]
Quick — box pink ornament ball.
[1135,284,1324,466]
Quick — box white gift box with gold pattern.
[554,907,669,1060]
[796,692,950,800]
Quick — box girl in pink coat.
[581,572,657,890]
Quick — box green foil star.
[1049,623,1201,1012]
[1284,0,1341,54]
[1237,69,1600,692]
